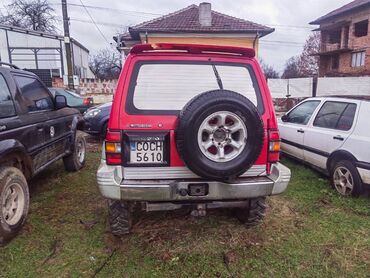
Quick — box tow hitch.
[190,204,207,217]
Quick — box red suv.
[97,43,291,235]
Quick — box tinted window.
[15,76,53,112]
[128,62,262,113]
[314,101,356,131]
[287,100,320,125]
[0,74,16,118]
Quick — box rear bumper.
[97,162,291,201]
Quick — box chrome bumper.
[97,162,291,201]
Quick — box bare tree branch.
[89,48,122,80]
[0,0,57,33]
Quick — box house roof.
[0,24,90,53]
[124,4,274,40]
[310,0,370,25]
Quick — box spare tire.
[176,90,264,180]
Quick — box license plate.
[130,141,164,163]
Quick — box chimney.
[199,2,212,27]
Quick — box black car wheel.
[108,200,132,236]
[234,197,267,227]
[63,131,86,172]
[176,90,264,180]
[0,167,29,246]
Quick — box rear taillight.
[105,130,122,165]
[268,129,280,163]
[83,98,93,105]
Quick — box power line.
[51,2,314,30]
[77,0,111,46]
[70,18,128,28]
[51,2,161,17]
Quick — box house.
[115,2,274,58]
[310,0,370,77]
[0,24,94,86]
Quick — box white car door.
[303,100,359,170]
[279,100,321,160]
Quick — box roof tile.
[310,0,370,25]
[126,4,273,38]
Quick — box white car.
[278,96,370,196]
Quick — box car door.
[12,74,51,157]
[34,84,74,159]
[0,73,20,142]
[303,100,358,170]
[279,100,321,160]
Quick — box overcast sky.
[2,0,351,72]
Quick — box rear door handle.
[297,129,304,133]
[333,135,344,141]
[36,124,44,132]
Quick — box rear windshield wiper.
[212,64,224,90]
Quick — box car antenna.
[211,64,224,90]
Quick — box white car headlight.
[85,109,101,118]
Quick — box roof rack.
[0,62,20,69]
[130,43,256,58]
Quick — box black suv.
[0,63,86,245]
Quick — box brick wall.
[319,7,370,76]
[78,79,117,95]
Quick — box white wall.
[0,30,10,63]
[317,77,370,96]
[72,42,94,79]
[7,31,60,48]
[0,27,92,79]
[268,78,313,98]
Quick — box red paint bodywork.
[108,44,278,172]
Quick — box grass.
[0,148,369,278]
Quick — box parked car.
[96,43,291,236]
[0,62,86,245]
[48,87,94,113]
[84,102,112,138]
[279,96,370,197]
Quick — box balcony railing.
[320,42,350,53]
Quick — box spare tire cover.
[175,90,264,180]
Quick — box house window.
[331,55,339,70]
[351,51,366,67]
[354,20,368,37]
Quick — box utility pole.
[61,0,74,89]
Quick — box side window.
[337,104,356,131]
[0,74,16,118]
[313,101,356,131]
[14,75,54,112]
[286,100,321,125]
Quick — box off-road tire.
[176,90,264,180]
[331,160,364,197]
[234,197,267,227]
[0,167,29,246]
[108,200,132,236]
[63,131,86,172]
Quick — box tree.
[0,0,57,32]
[282,56,302,79]
[259,58,280,79]
[282,32,320,79]
[299,32,320,77]
[89,48,122,80]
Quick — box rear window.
[126,61,263,114]
[313,101,356,131]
